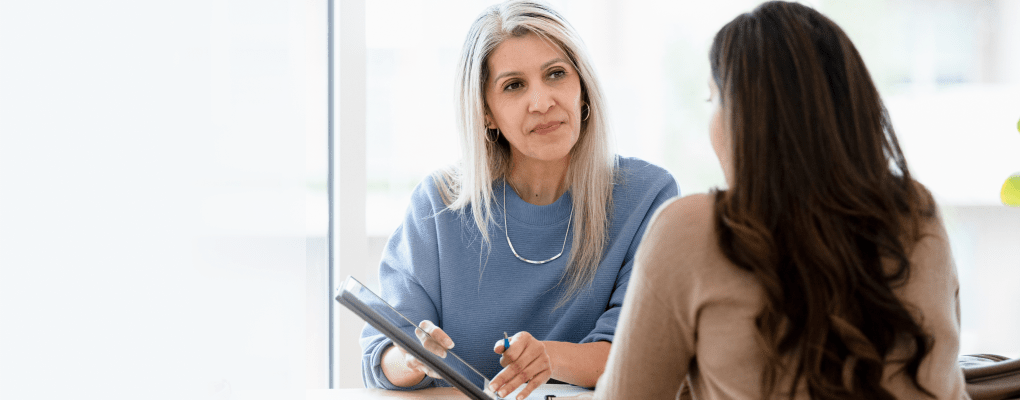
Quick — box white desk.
[311,384,592,400]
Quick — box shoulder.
[614,156,680,197]
[633,193,716,275]
[900,181,952,280]
[895,184,961,369]
[627,193,724,309]
[403,168,459,218]
[905,182,956,287]
[643,193,716,248]
[408,174,441,207]
[616,156,674,183]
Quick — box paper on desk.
[502,383,593,400]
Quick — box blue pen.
[503,332,510,351]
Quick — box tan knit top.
[594,193,969,399]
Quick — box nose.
[528,85,554,114]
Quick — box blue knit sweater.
[360,156,679,389]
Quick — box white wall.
[0,1,328,398]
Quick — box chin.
[516,131,578,162]
[531,143,575,162]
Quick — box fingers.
[405,357,442,377]
[493,331,527,364]
[415,320,454,358]
[419,320,455,349]
[388,344,438,382]
[515,369,552,400]
[414,327,445,358]
[492,354,552,399]
[495,332,537,368]
[492,334,512,357]
[404,353,443,379]
[489,332,552,400]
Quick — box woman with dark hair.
[591,1,968,399]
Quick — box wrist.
[543,340,564,378]
[542,340,611,388]
[381,344,425,387]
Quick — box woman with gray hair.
[360,1,678,398]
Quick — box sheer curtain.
[0,0,328,398]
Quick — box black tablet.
[337,275,502,399]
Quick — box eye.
[548,69,566,80]
[503,80,523,92]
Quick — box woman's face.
[708,77,733,186]
[484,33,583,165]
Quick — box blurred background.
[0,0,1016,398]
[1,1,327,398]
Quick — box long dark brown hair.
[709,2,937,398]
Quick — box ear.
[483,112,496,130]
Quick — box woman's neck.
[508,155,570,206]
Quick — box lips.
[531,121,562,134]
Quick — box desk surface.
[318,384,593,400]
[324,387,467,400]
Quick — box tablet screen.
[338,276,499,399]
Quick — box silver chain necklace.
[502,179,572,265]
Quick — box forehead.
[487,32,570,78]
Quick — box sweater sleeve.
[581,167,679,344]
[893,209,970,398]
[359,177,445,390]
[594,196,699,400]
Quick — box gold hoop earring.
[485,128,500,143]
[581,103,591,122]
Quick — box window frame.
[329,0,369,388]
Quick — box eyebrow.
[492,58,568,84]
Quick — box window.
[3,1,328,396]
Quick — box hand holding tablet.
[340,276,596,399]
[384,319,455,382]
[416,320,455,358]
[381,320,456,382]
[338,276,501,399]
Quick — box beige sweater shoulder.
[594,193,969,399]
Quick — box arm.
[594,263,690,399]
[903,207,970,398]
[359,178,446,390]
[360,247,442,389]
[594,196,703,399]
[380,344,426,387]
[545,340,611,388]
[569,168,678,381]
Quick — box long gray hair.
[436,0,616,305]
